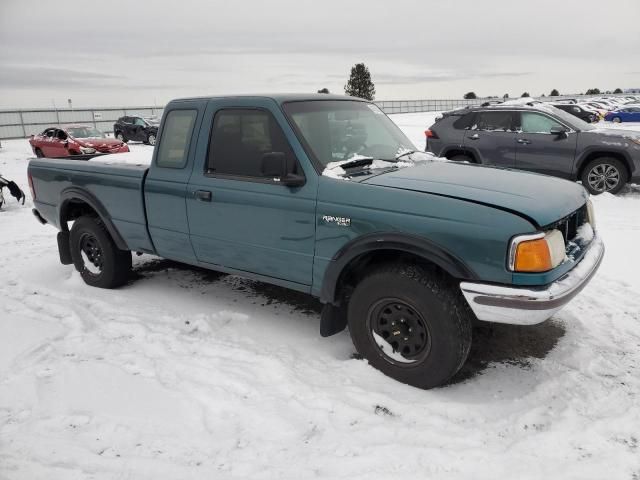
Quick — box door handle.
[194,190,212,202]
[517,138,531,145]
[469,133,479,140]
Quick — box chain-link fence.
[0,107,164,140]
[0,94,634,140]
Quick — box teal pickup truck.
[28,94,604,388]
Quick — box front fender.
[319,232,478,305]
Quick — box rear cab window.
[155,109,197,168]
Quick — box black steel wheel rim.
[79,233,104,275]
[366,298,431,366]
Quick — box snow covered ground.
[1,117,640,480]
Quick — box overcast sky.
[1,0,639,108]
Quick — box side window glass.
[156,109,197,168]
[453,113,476,130]
[473,112,513,132]
[521,112,562,134]
[207,109,297,178]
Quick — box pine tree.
[550,89,559,96]
[464,92,477,99]
[344,63,375,100]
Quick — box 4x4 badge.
[322,215,351,227]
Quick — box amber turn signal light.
[513,238,552,272]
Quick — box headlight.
[80,146,96,154]
[586,199,596,230]
[508,229,566,272]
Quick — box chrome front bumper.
[460,235,604,325]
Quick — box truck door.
[186,100,317,288]
[144,107,201,263]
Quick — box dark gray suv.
[425,103,640,194]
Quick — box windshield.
[66,126,106,138]
[283,100,416,167]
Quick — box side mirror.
[261,152,305,187]
[550,126,568,137]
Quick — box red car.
[29,125,129,158]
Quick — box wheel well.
[333,249,454,305]
[60,199,99,231]
[577,151,631,180]
[444,149,477,163]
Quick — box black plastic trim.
[57,231,73,265]
[319,232,478,305]
[58,187,129,250]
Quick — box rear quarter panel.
[28,158,153,252]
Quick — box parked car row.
[425,101,640,194]
[550,95,640,123]
[27,115,157,158]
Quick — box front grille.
[550,204,588,245]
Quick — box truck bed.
[29,157,154,253]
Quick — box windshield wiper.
[336,157,374,169]
[395,150,418,161]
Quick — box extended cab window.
[520,112,563,134]
[207,109,297,178]
[155,109,197,168]
[473,111,514,132]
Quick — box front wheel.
[347,264,472,389]
[69,216,132,288]
[35,148,44,158]
[146,133,156,146]
[581,157,628,195]
[612,116,621,123]
[116,132,128,143]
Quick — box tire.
[347,263,472,389]
[146,133,156,146]
[581,157,628,195]
[448,154,473,163]
[612,116,621,123]
[69,216,132,288]
[115,132,128,143]
[35,148,44,158]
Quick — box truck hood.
[361,161,588,227]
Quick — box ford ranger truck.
[28,94,604,389]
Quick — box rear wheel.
[116,132,128,143]
[69,216,132,288]
[347,263,472,389]
[581,157,628,195]
[35,148,44,158]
